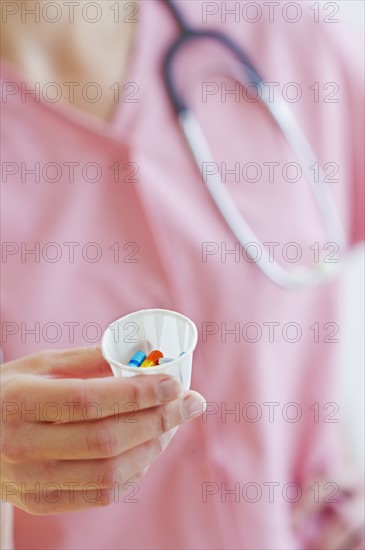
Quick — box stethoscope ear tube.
[162,28,262,115]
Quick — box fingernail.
[158,378,183,402]
[182,391,206,420]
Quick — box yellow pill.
[140,360,156,368]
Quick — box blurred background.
[340,243,364,468]
[336,0,364,469]
[338,0,364,29]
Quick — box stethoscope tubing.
[161,0,346,289]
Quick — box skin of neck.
[1,1,138,121]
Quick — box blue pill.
[128,351,146,367]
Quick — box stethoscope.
[161,0,346,290]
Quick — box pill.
[128,351,146,367]
[140,360,157,368]
[158,357,174,364]
[140,350,163,368]
[146,350,164,363]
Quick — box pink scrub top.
[1,2,364,549]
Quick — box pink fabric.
[1,2,364,549]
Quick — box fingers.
[5,432,174,491]
[1,347,206,516]
[2,427,182,516]
[2,426,179,516]
[4,372,184,422]
[10,391,205,460]
[7,485,133,516]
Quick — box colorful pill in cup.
[141,350,164,368]
[101,309,198,390]
[128,351,146,367]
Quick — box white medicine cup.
[101,309,198,390]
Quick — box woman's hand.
[0,347,205,515]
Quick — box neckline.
[0,2,147,142]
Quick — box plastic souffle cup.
[101,309,198,390]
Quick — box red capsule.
[140,349,163,368]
